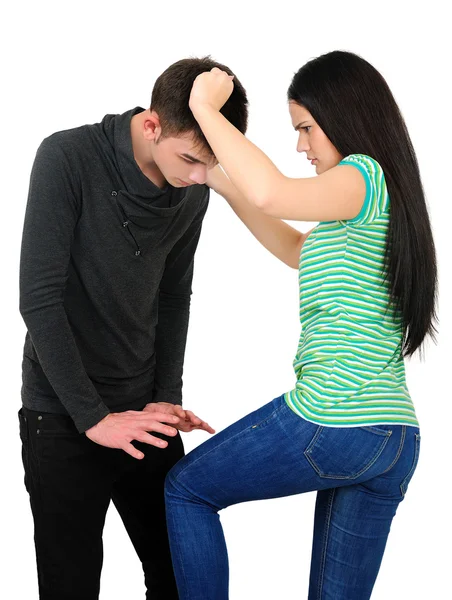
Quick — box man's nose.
[189,166,208,185]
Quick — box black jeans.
[18,406,184,600]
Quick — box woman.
[164,51,437,599]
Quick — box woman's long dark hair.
[288,50,437,357]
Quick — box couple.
[19,51,436,599]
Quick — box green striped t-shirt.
[284,154,419,428]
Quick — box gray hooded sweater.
[19,107,209,432]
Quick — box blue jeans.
[165,394,420,599]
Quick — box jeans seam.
[23,411,46,520]
[400,432,421,497]
[19,411,30,491]
[166,502,190,599]
[317,488,336,599]
[250,401,286,430]
[381,425,405,475]
[167,472,222,512]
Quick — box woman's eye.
[303,126,311,133]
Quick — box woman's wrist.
[189,102,217,124]
[206,166,229,196]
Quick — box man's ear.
[143,110,162,142]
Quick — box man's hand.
[85,410,181,460]
[144,402,216,435]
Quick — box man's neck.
[130,111,167,189]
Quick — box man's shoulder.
[40,119,102,158]
[40,106,122,155]
[32,117,112,186]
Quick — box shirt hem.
[283,391,420,429]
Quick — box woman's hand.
[189,67,234,114]
[144,402,215,435]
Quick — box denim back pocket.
[400,432,421,497]
[304,424,393,480]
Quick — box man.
[18,56,248,599]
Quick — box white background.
[2,1,451,598]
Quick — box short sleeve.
[339,154,389,226]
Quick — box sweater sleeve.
[19,136,110,432]
[152,192,209,405]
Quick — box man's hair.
[150,56,248,155]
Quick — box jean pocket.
[36,413,88,461]
[18,408,28,444]
[400,432,421,497]
[36,413,80,437]
[18,408,30,491]
[304,424,393,480]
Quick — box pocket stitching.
[381,426,406,475]
[361,425,393,436]
[35,414,80,438]
[304,427,392,480]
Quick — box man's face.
[152,133,218,188]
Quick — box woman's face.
[289,102,343,174]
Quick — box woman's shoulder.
[339,153,387,196]
[339,153,383,174]
[338,154,389,226]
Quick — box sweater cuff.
[152,389,183,406]
[75,402,111,433]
